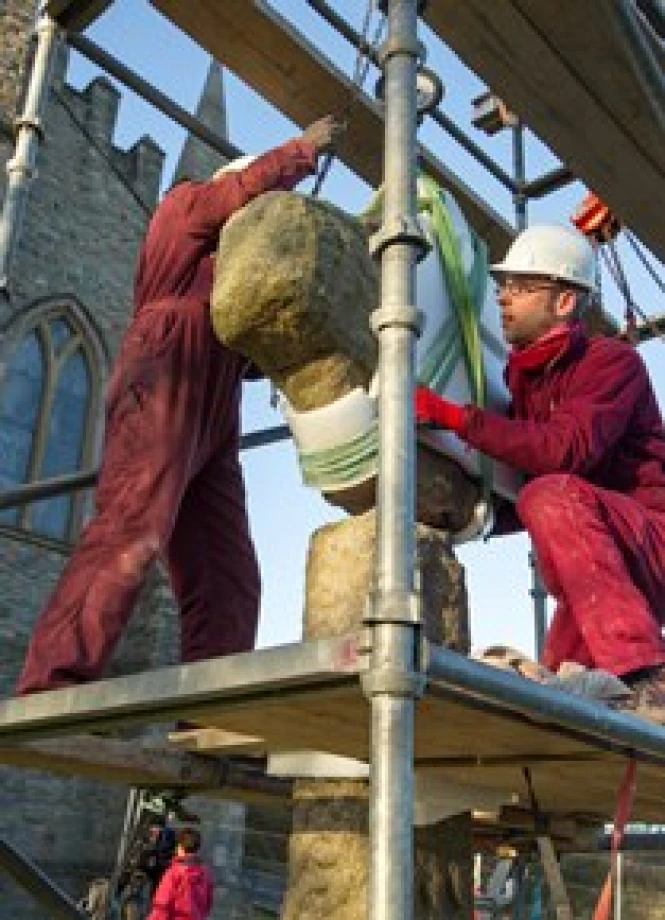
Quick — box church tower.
[173,59,230,183]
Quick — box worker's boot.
[617,665,665,724]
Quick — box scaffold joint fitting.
[5,156,37,181]
[361,666,426,699]
[369,215,429,260]
[363,587,421,624]
[370,303,423,335]
[377,34,425,67]
[378,0,428,17]
[14,115,44,139]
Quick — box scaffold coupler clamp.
[362,665,426,699]
[363,585,421,625]
[378,0,428,15]
[369,214,430,264]
[13,111,45,141]
[361,587,426,699]
[370,298,424,337]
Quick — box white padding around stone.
[281,378,377,454]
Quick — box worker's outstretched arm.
[133,116,343,308]
[189,115,344,237]
[416,343,649,477]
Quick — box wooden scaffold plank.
[147,0,513,259]
[424,0,665,260]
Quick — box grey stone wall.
[0,44,161,343]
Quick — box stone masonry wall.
[0,0,34,121]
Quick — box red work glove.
[414,385,466,433]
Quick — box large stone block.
[211,191,481,530]
[325,442,481,534]
[211,191,378,411]
[303,509,469,651]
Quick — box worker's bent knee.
[516,473,591,530]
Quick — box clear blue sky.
[66,0,665,657]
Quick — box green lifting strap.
[297,181,493,494]
[416,175,493,493]
[360,177,490,406]
[298,418,379,491]
[416,175,488,407]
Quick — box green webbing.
[298,419,379,490]
[416,175,493,492]
[416,175,488,406]
[297,179,493,493]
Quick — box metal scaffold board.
[2,636,665,823]
[424,0,665,261]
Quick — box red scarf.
[506,323,577,404]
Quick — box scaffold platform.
[0,3,662,918]
[1,636,665,826]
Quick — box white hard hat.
[490,224,596,292]
[213,154,257,180]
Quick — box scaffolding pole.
[510,118,549,660]
[0,835,86,920]
[0,3,60,298]
[306,0,516,193]
[363,2,425,919]
[0,424,290,512]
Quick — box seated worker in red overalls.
[415,224,665,722]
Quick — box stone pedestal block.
[280,512,473,920]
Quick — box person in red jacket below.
[415,224,665,722]
[17,115,344,695]
[147,827,213,920]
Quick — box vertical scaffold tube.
[511,121,548,659]
[365,2,425,920]
[0,3,59,296]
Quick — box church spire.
[172,59,229,183]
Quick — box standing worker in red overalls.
[17,115,344,694]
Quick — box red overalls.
[461,325,665,676]
[18,140,317,693]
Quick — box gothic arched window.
[0,307,104,542]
